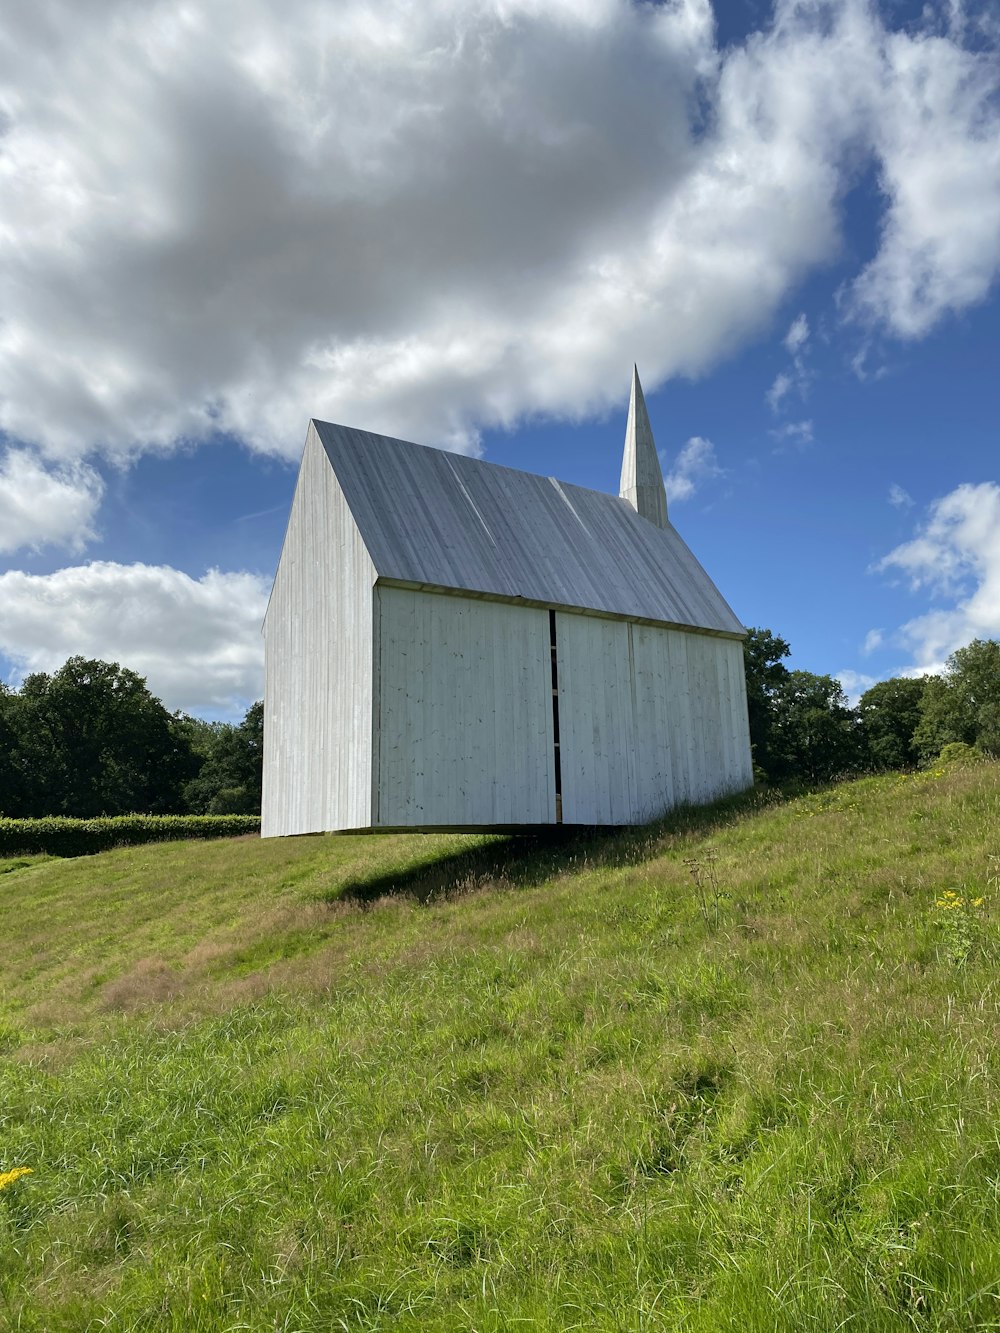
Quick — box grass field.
[1,762,999,1330]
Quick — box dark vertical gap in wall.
[549,610,563,823]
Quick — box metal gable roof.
[311,419,745,637]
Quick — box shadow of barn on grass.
[331,787,776,908]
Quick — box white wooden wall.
[262,425,377,836]
[554,614,636,825]
[556,613,752,824]
[632,624,752,812]
[375,587,555,826]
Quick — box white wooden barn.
[262,369,752,836]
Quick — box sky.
[0,0,998,719]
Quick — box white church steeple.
[619,365,668,529]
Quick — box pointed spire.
[619,365,668,528]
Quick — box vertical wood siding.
[375,587,555,826]
[262,424,377,836]
[555,614,637,825]
[628,622,677,817]
[556,613,752,824]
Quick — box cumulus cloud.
[862,628,884,654]
[0,562,269,716]
[0,0,996,461]
[849,21,1000,336]
[665,435,722,504]
[876,481,1000,669]
[888,482,913,508]
[0,449,103,553]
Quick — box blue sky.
[0,0,997,718]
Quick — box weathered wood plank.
[376,588,555,827]
[262,423,376,836]
[557,615,752,824]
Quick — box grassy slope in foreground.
[1,764,999,1331]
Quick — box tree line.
[0,658,262,818]
[0,635,996,818]
[745,630,1000,785]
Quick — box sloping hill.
[1,763,999,1330]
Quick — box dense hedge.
[0,815,260,858]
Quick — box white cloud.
[0,450,103,554]
[876,481,1000,669]
[850,23,1000,336]
[900,661,948,679]
[862,628,884,654]
[0,562,269,717]
[784,313,810,355]
[770,419,814,447]
[768,311,812,411]
[888,482,913,508]
[836,668,877,704]
[849,340,890,382]
[0,0,996,462]
[665,435,722,504]
[766,372,794,412]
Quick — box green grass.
[1,764,999,1329]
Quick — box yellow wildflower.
[0,1167,32,1192]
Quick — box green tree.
[912,675,962,762]
[182,701,263,815]
[950,639,1000,756]
[913,640,1000,761]
[0,682,30,816]
[857,676,930,770]
[742,628,791,780]
[770,671,863,785]
[15,658,198,817]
